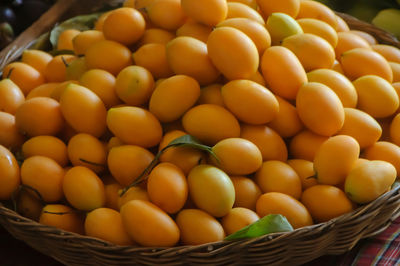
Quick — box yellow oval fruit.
[261,46,307,100]
[267,95,303,138]
[297,18,338,48]
[221,79,279,125]
[363,141,400,174]
[63,166,105,211]
[337,108,382,149]
[166,36,220,85]
[345,160,396,204]
[255,160,302,199]
[108,145,154,186]
[181,0,227,26]
[120,200,180,247]
[0,145,20,200]
[352,75,399,118]
[182,104,240,145]
[176,208,225,245]
[306,68,357,108]
[296,82,345,136]
[301,185,353,222]
[216,18,271,54]
[188,164,235,217]
[149,75,200,123]
[314,135,360,185]
[85,208,133,245]
[22,136,68,167]
[207,27,259,80]
[106,106,163,148]
[257,0,300,18]
[221,207,259,235]
[147,162,188,214]
[341,48,393,82]
[266,12,303,46]
[60,84,107,138]
[211,138,262,175]
[226,2,265,24]
[282,33,335,71]
[256,192,313,229]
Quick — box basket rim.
[1,185,399,255]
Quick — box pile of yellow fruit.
[0,0,400,247]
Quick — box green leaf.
[225,214,293,241]
[49,13,103,49]
[119,134,216,196]
[164,134,218,161]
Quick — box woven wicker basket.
[0,2,400,265]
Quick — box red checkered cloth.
[307,216,400,266]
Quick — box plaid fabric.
[307,216,400,266]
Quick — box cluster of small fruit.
[0,0,55,49]
[316,0,400,39]
[0,0,400,248]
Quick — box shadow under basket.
[1,8,400,266]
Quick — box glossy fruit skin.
[102,7,145,46]
[266,12,303,46]
[221,79,279,125]
[181,0,227,26]
[182,104,240,145]
[166,37,220,86]
[306,68,357,108]
[297,18,338,48]
[352,75,399,118]
[107,106,162,148]
[149,75,200,123]
[255,160,302,199]
[341,48,393,83]
[15,97,64,137]
[363,141,400,174]
[222,207,259,235]
[188,164,235,217]
[147,0,186,31]
[85,208,133,246]
[147,162,188,214]
[287,159,317,190]
[107,145,154,186]
[301,185,354,222]
[158,130,207,175]
[345,160,397,204]
[296,82,345,137]
[60,84,107,138]
[289,130,328,161]
[22,135,68,167]
[207,27,259,80]
[63,166,105,211]
[39,204,84,234]
[282,33,335,72]
[261,46,307,100]
[176,208,225,245]
[0,78,25,115]
[256,192,313,229]
[314,135,360,186]
[211,138,263,175]
[226,2,265,25]
[0,144,20,200]
[216,18,271,54]
[240,124,288,162]
[337,108,382,149]
[120,200,180,247]
[230,176,261,211]
[0,111,25,150]
[296,0,338,30]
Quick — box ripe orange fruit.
[221,207,259,235]
[120,200,180,247]
[255,160,302,199]
[301,185,353,222]
[256,192,313,229]
[211,138,263,175]
[0,145,20,200]
[230,176,262,210]
[176,208,225,245]
[296,82,345,136]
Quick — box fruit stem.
[6,67,14,79]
